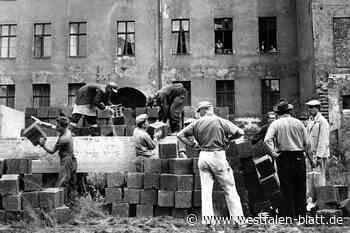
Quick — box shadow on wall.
[111,87,147,108]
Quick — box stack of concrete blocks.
[0,158,70,223]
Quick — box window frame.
[34,23,52,58]
[171,18,190,55]
[261,79,280,114]
[32,84,50,107]
[0,24,16,59]
[258,17,278,54]
[68,22,87,58]
[0,84,15,108]
[216,80,235,114]
[116,21,136,57]
[214,17,233,55]
[68,82,85,106]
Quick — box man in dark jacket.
[71,82,118,128]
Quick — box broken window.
[0,85,15,108]
[0,24,16,58]
[172,19,190,55]
[214,18,233,55]
[261,79,280,114]
[68,83,85,106]
[33,84,50,107]
[69,22,87,57]
[34,23,51,58]
[117,21,135,56]
[172,81,191,106]
[216,80,235,114]
[259,17,277,53]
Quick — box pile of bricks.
[0,158,70,223]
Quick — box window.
[0,85,15,108]
[261,79,280,114]
[117,21,135,56]
[216,80,235,114]
[69,22,87,57]
[34,23,51,58]
[172,81,191,106]
[259,17,277,53]
[171,19,190,55]
[68,83,85,106]
[343,95,350,110]
[33,84,50,107]
[214,18,233,54]
[0,24,16,58]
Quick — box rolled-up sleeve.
[264,122,276,153]
[221,119,244,139]
[177,123,195,146]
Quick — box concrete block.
[107,172,125,188]
[144,173,160,190]
[334,185,348,201]
[154,207,171,216]
[111,203,129,217]
[193,190,201,207]
[3,194,22,211]
[158,191,174,207]
[260,174,280,197]
[143,159,162,173]
[136,204,154,217]
[22,191,39,208]
[44,187,64,207]
[38,188,61,210]
[135,107,147,116]
[160,174,177,191]
[253,155,276,179]
[194,175,201,190]
[126,188,141,204]
[105,188,123,204]
[127,172,144,189]
[53,205,71,224]
[140,190,157,205]
[161,159,169,173]
[22,122,47,146]
[177,175,194,191]
[112,125,126,136]
[159,139,178,159]
[0,174,19,195]
[316,186,340,208]
[171,208,189,218]
[175,191,192,208]
[5,159,32,174]
[168,159,193,174]
[5,210,24,222]
[235,139,253,158]
[23,174,42,191]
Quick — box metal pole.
[158,0,163,89]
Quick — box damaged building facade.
[0,0,301,120]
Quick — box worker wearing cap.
[133,114,161,171]
[38,117,77,207]
[71,82,118,129]
[264,100,310,218]
[305,100,330,186]
[177,101,245,226]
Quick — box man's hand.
[38,137,46,147]
[179,152,188,159]
[271,151,280,159]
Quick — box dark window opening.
[69,22,87,57]
[68,83,85,106]
[172,81,191,106]
[0,85,15,108]
[259,17,277,53]
[216,80,235,114]
[0,24,16,58]
[33,84,50,107]
[117,21,135,56]
[214,18,233,55]
[34,23,51,58]
[172,19,190,55]
[343,95,350,110]
[261,79,280,114]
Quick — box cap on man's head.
[136,114,148,124]
[306,99,321,106]
[196,101,213,112]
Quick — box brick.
[127,172,144,189]
[154,207,171,216]
[144,173,160,190]
[193,190,201,207]
[22,191,39,208]
[140,190,157,205]
[111,203,129,217]
[146,107,160,119]
[136,204,154,217]
[159,140,178,159]
[160,174,177,191]
[235,139,253,158]
[334,185,348,201]
[177,175,194,191]
[175,191,192,208]
[316,186,340,209]
[194,175,201,190]
[260,174,280,197]
[112,125,126,136]
[253,155,276,179]
[168,158,193,174]
[38,188,61,210]
[3,194,22,211]
[23,174,42,191]
[107,172,125,188]
[53,205,71,224]
[158,191,174,207]
[126,188,141,204]
[0,174,19,195]
[5,159,32,174]
[105,188,123,204]
[161,159,169,173]
[143,159,162,173]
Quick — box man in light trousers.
[177,101,244,228]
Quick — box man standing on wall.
[305,99,330,186]
[177,101,245,228]
[264,100,310,218]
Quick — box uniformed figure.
[305,99,330,186]
[264,100,311,218]
[177,101,245,227]
[153,83,187,133]
[71,82,118,128]
[39,117,77,207]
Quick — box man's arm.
[39,138,59,155]
[264,123,278,158]
[316,119,330,158]
[143,132,157,150]
[221,119,244,140]
[177,123,196,146]
[93,89,106,110]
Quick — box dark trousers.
[276,151,306,218]
[57,156,78,207]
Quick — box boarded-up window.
[334,18,350,68]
